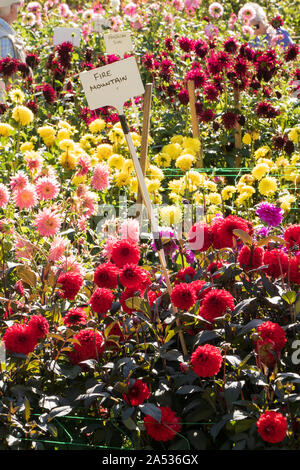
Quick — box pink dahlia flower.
[33,207,62,237]
[36,176,60,201]
[0,183,10,208]
[13,184,38,210]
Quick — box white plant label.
[104,31,133,56]
[53,27,81,47]
[79,56,145,113]
[93,15,111,34]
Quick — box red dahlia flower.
[94,262,120,289]
[57,272,83,300]
[212,215,250,249]
[89,287,114,315]
[238,245,264,271]
[254,321,287,368]
[3,323,37,355]
[170,283,196,310]
[175,266,196,284]
[270,16,284,29]
[63,307,87,327]
[123,379,150,406]
[144,406,181,442]
[110,239,140,268]
[119,263,146,289]
[257,411,288,443]
[191,344,223,377]
[284,224,300,250]
[289,255,300,285]
[27,315,49,340]
[200,288,235,323]
[190,280,212,300]
[263,249,289,278]
[68,329,105,365]
[207,261,224,278]
[188,222,213,251]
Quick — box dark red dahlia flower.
[42,83,57,104]
[270,16,284,29]
[56,41,73,69]
[284,44,299,62]
[123,379,150,406]
[222,111,239,130]
[26,53,40,69]
[191,344,223,377]
[144,406,181,442]
[57,272,83,300]
[204,84,219,101]
[170,283,196,310]
[89,287,114,315]
[198,108,215,122]
[0,57,19,77]
[194,39,209,58]
[178,36,194,53]
[224,38,238,54]
[177,88,189,105]
[257,411,288,443]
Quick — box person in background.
[0,0,26,61]
[238,2,294,49]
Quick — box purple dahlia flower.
[256,202,284,227]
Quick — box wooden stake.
[187,80,203,168]
[137,83,153,211]
[234,87,242,168]
[118,114,188,356]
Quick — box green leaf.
[232,229,253,245]
[282,291,296,305]
[16,265,37,288]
